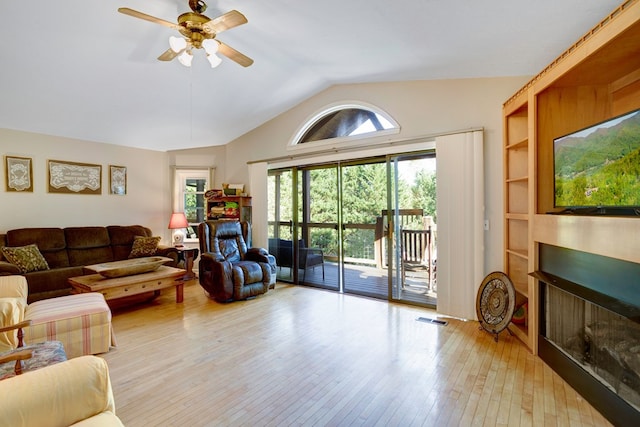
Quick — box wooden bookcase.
[502,0,640,353]
[503,93,536,350]
[206,196,252,223]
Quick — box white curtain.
[248,162,269,248]
[435,130,485,320]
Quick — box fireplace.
[535,244,640,425]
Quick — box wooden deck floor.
[277,262,437,307]
[102,281,612,426]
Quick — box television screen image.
[554,108,640,211]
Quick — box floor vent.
[417,317,448,326]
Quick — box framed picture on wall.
[109,165,127,195]
[4,155,33,192]
[48,159,102,194]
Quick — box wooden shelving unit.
[206,196,252,223]
[502,0,640,353]
[503,99,536,350]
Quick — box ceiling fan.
[118,0,253,68]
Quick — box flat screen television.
[553,107,640,215]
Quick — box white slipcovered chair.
[0,276,66,379]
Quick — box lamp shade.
[169,36,187,53]
[177,50,193,67]
[202,39,219,55]
[207,53,222,68]
[168,213,189,229]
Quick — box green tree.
[411,170,437,222]
[342,163,388,224]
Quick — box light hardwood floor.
[101,280,612,427]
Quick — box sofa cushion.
[72,411,124,426]
[128,236,161,258]
[0,355,123,427]
[65,227,114,267]
[108,225,152,260]
[219,238,242,263]
[64,227,110,249]
[24,266,84,303]
[0,234,6,261]
[0,275,28,301]
[6,228,69,268]
[1,244,50,273]
[0,297,25,352]
[233,261,264,284]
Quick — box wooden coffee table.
[69,266,186,303]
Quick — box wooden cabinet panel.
[506,253,528,297]
[507,219,528,254]
[507,180,528,214]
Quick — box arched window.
[292,102,399,146]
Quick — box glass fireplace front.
[536,244,640,425]
[544,283,640,411]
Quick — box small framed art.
[109,165,127,195]
[5,155,34,192]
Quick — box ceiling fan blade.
[158,48,180,61]
[203,10,248,34]
[217,41,253,67]
[118,7,180,30]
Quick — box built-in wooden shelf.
[505,176,528,183]
[506,137,528,150]
[505,213,528,221]
[506,248,528,260]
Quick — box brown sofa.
[0,225,178,303]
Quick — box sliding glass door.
[267,170,295,281]
[297,166,340,290]
[388,154,437,306]
[268,151,437,307]
[341,161,389,298]
[267,166,341,289]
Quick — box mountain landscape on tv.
[554,110,640,208]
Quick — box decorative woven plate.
[476,271,516,340]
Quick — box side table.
[176,247,199,280]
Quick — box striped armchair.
[0,275,114,360]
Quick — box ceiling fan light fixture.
[118,5,253,68]
[169,36,187,53]
[178,50,193,67]
[207,53,222,68]
[202,38,219,55]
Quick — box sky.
[557,110,639,141]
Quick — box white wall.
[167,146,226,188]
[175,76,530,274]
[0,129,173,244]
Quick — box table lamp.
[168,212,189,247]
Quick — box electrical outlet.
[484,220,490,231]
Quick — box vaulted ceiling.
[0,0,622,151]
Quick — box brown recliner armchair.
[198,221,275,302]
